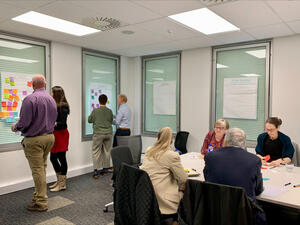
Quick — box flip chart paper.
[223,77,258,119]
[153,81,176,115]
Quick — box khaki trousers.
[22,134,55,207]
[92,134,112,170]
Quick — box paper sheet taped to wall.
[223,77,258,120]
[153,81,176,115]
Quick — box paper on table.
[223,77,258,119]
[262,185,288,197]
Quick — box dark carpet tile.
[0,173,114,225]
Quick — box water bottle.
[208,144,214,153]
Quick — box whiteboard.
[223,77,258,120]
[1,72,34,120]
[153,81,176,115]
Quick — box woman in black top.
[49,86,70,192]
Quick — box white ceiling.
[0,0,299,57]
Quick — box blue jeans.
[113,129,131,147]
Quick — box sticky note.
[1,102,6,107]
[9,112,13,117]
[13,102,18,107]
[4,89,9,94]
[27,81,32,87]
[14,96,20,101]
[22,91,27,96]
[7,102,12,107]
[12,89,18,94]
[91,96,94,100]
[96,104,99,108]
[107,100,110,104]
[98,90,102,93]
[7,106,12,111]
[5,117,16,123]
[13,112,18,117]
[263,178,270,181]
[0,112,9,117]
[91,89,94,93]
[12,106,17,111]
[10,81,15,86]
[5,78,10,83]
[10,77,14,82]
[4,94,9,99]
[9,89,13,94]
[0,112,4,117]
[2,106,7,111]
[8,95,14,101]
[95,92,98,96]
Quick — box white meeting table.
[180,152,300,211]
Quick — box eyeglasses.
[214,127,225,130]
[266,128,276,132]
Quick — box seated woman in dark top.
[256,117,294,167]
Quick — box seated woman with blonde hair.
[201,119,229,155]
[141,127,187,225]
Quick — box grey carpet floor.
[0,173,114,225]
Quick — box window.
[82,50,119,141]
[0,34,49,152]
[212,42,271,145]
[142,53,180,135]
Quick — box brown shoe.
[27,203,48,212]
[106,168,114,173]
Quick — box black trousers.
[50,152,68,175]
[113,129,131,147]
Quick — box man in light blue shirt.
[113,94,131,146]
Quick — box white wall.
[271,35,300,146]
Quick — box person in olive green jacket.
[88,94,113,179]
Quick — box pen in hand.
[284,182,291,186]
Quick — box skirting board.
[0,164,93,196]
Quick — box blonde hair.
[118,94,128,103]
[145,127,173,160]
[215,119,229,130]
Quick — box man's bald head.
[32,74,46,90]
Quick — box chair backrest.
[175,131,189,154]
[292,142,300,167]
[179,180,259,225]
[111,146,134,181]
[116,135,142,165]
[114,163,162,225]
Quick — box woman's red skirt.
[50,129,69,153]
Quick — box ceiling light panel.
[168,8,239,35]
[12,11,100,36]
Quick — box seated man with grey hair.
[204,128,266,224]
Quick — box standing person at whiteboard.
[48,86,70,192]
[113,94,131,147]
[88,94,113,179]
[11,74,57,212]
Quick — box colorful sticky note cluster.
[0,112,9,117]
[27,81,32,87]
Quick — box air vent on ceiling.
[200,0,238,6]
[82,17,122,31]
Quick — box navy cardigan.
[255,131,295,159]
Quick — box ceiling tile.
[287,20,300,34]
[1,0,55,10]
[246,23,294,39]
[139,18,200,40]
[267,1,300,22]
[209,1,282,29]
[69,0,161,25]
[131,0,204,16]
[209,30,255,45]
[0,2,28,23]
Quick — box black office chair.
[116,135,142,165]
[103,146,134,212]
[178,180,264,225]
[114,163,162,225]
[175,131,189,154]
